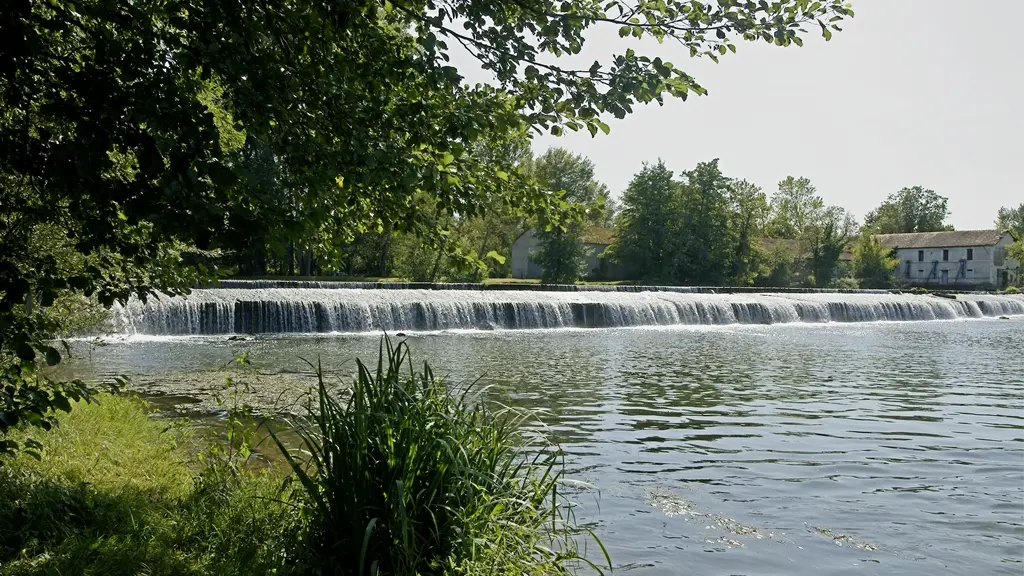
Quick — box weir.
[209,279,888,293]
[110,287,1024,335]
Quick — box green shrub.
[1004,285,1021,294]
[0,395,304,576]
[44,293,112,337]
[272,337,607,575]
[2,346,608,576]
[909,287,929,295]
[830,276,860,290]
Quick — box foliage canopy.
[1,0,854,451]
[863,186,951,234]
[852,231,899,289]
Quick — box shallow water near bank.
[64,317,1024,575]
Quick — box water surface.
[66,319,1024,575]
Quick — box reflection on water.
[63,320,1024,575]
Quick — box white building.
[876,229,1019,289]
[510,227,620,280]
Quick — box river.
[65,300,1024,575]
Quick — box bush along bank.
[0,339,608,575]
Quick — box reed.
[272,336,608,575]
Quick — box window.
[942,249,949,261]
[967,248,973,260]
[918,250,924,262]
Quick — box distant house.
[510,227,623,280]
[875,229,1019,289]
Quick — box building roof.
[758,238,854,261]
[513,226,616,247]
[874,229,1008,249]
[583,226,615,245]
[760,238,800,254]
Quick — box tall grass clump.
[273,337,607,575]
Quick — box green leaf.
[495,170,509,181]
[485,250,506,264]
[618,25,630,37]
[39,289,55,307]
[43,346,61,366]
[52,393,72,414]
[207,162,239,186]
[819,19,833,40]
[15,342,34,362]
[597,120,611,135]
[0,412,19,428]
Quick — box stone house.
[875,229,1019,289]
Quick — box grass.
[0,395,306,576]
[1,342,606,576]
[272,338,606,575]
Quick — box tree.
[675,159,735,284]
[1,0,854,454]
[593,187,618,227]
[755,241,799,288]
[802,206,857,288]
[997,204,1024,283]
[532,222,590,284]
[996,204,1024,237]
[763,175,853,287]
[852,231,899,289]
[608,161,682,281]
[863,186,951,233]
[727,180,769,285]
[531,148,605,284]
[765,176,823,239]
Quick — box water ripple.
[64,318,1024,575]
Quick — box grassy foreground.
[0,395,302,576]
[0,340,603,575]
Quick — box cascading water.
[109,287,1024,336]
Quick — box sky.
[448,0,1022,230]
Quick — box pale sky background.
[449,0,1022,230]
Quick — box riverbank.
[1,341,604,576]
[0,395,301,576]
[218,276,1021,294]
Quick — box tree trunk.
[431,217,453,282]
[478,217,492,257]
[430,242,446,283]
[378,231,391,277]
[299,249,312,276]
